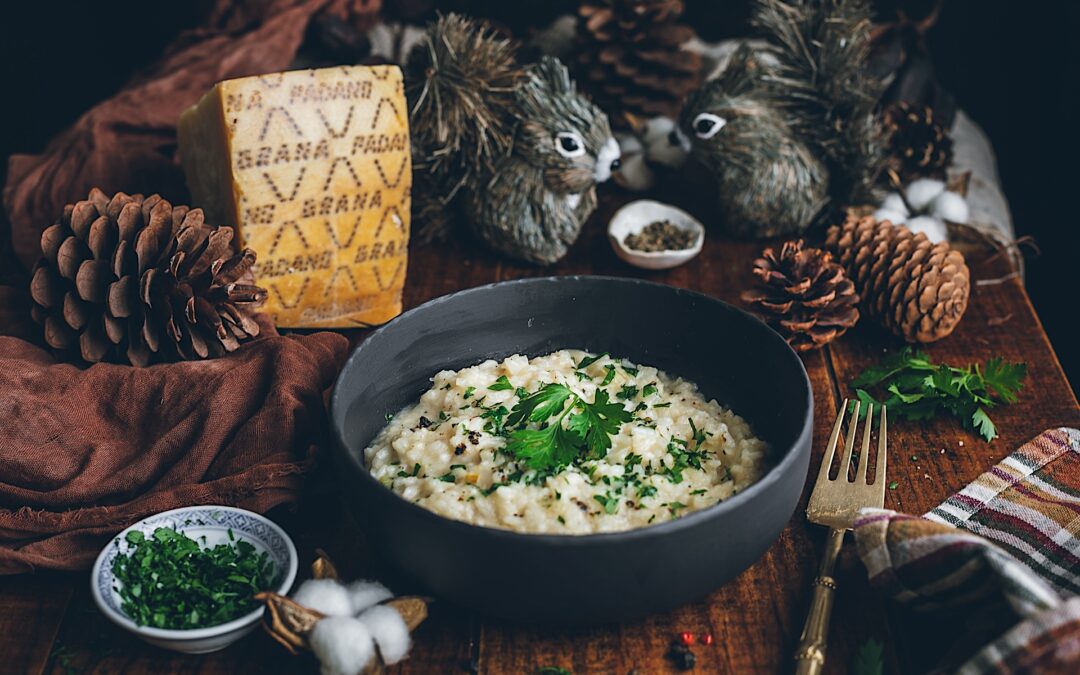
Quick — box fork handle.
[794,528,846,675]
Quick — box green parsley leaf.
[463,386,476,399]
[600,365,617,386]
[851,638,885,675]
[593,493,620,514]
[617,384,639,400]
[506,384,574,427]
[488,376,514,391]
[982,358,1027,404]
[642,383,658,397]
[567,389,633,460]
[971,407,997,441]
[576,353,608,369]
[505,423,581,471]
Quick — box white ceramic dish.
[91,506,298,654]
[608,200,705,270]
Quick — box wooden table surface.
[3,191,1078,675]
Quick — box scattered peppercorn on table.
[4,193,1078,675]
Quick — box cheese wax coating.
[178,66,411,328]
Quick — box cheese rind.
[178,66,411,328]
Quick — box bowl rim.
[330,275,813,546]
[90,505,298,640]
[607,200,705,258]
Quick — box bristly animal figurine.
[407,14,620,265]
[675,0,886,239]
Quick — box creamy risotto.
[364,351,768,534]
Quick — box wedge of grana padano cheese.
[178,66,410,328]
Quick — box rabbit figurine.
[408,14,619,265]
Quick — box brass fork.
[794,400,887,675]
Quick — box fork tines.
[806,400,888,529]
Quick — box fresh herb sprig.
[503,383,633,471]
[111,527,277,630]
[850,348,1026,442]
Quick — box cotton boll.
[347,580,394,614]
[357,605,412,665]
[292,579,353,617]
[310,617,375,675]
[873,208,908,225]
[930,191,970,223]
[905,216,948,244]
[879,192,909,217]
[905,179,946,211]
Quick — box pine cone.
[741,240,860,352]
[576,0,703,124]
[883,101,953,180]
[825,214,969,343]
[30,189,267,366]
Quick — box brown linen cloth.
[0,286,348,574]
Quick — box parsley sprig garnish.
[850,347,1026,442]
[503,383,633,471]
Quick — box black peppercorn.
[667,641,697,670]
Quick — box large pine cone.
[825,214,969,343]
[30,189,267,366]
[576,0,703,123]
[883,101,953,180]
[741,240,860,352]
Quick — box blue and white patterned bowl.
[91,506,298,654]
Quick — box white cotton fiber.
[930,190,970,223]
[346,580,394,614]
[904,178,946,211]
[310,616,375,675]
[905,216,948,244]
[292,579,353,617]
[874,208,908,226]
[357,604,412,664]
[879,192,909,217]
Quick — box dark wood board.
[3,194,1076,675]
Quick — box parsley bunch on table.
[850,347,1026,442]
[504,383,633,471]
[111,527,278,629]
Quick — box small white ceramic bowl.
[91,506,298,654]
[608,200,705,270]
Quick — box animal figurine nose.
[669,127,692,151]
[594,137,621,183]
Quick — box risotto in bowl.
[331,276,812,624]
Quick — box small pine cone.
[741,240,860,352]
[883,101,953,180]
[576,0,703,124]
[30,188,267,366]
[825,215,969,343]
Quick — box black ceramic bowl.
[330,276,812,624]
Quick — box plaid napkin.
[854,428,1080,674]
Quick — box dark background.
[1,0,1076,389]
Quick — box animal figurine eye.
[692,113,727,140]
[555,131,587,158]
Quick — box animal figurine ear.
[528,56,575,96]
